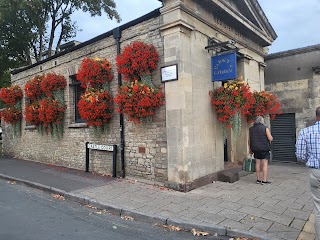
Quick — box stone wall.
[160,0,268,189]
[265,72,320,136]
[6,13,168,182]
[265,46,320,136]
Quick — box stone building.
[265,44,320,162]
[6,0,276,191]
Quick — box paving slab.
[0,157,316,240]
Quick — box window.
[70,75,85,123]
[25,98,33,126]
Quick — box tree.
[0,0,120,69]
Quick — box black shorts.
[253,151,270,160]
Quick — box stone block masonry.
[7,13,168,183]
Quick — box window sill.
[25,125,36,130]
[68,122,88,128]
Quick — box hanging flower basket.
[40,73,67,98]
[0,85,23,107]
[25,102,41,126]
[24,73,67,137]
[114,80,165,124]
[0,85,23,135]
[210,79,254,127]
[25,75,44,100]
[38,98,66,126]
[38,98,66,137]
[2,107,22,124]
[247,91,282,123]
[77,89,114,127]
[76,58,113,88]
[116,41,159,81]
[209,78,254,137]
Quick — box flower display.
[114,41,164,124]
[25,102,41,126]
[77,89,114,127]
[247,91,282,123]
[24,75,44,100]
[23,72,67,137]
[38,98,66,127]
[0,85,23,134]
[116,41,159,81]
[76,58,113,88]
[209,79,254,128]
[2,107,22,124]
[76,57,115,131]
[114,80,165,124]
[40,73,67,98]
[0,85,23,106]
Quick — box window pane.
[70,76,85,123]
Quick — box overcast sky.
[73,0,320,54]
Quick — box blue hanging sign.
[211,52,237,81]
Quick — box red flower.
[0,85,23,107]
[77,58,113,88]
[38,98,66,127]
[25,75,44,100]
[77,89,114,127]
[41,73,67,97]
[209,79,254,128]
[116,41,159,81]
[247,91,282,123]
[2,107,22,124]
[114,80,165,124]
[25,102,41,126]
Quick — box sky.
[73,0,320,54]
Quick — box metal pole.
[85,142,89,172]
[112,145,117,177]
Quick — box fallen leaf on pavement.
[191,228,209,236]
[51,194,65,200]
[121,216,134,221]
[95,211,102,214]
[154,224,182,232]
[85,205,97,210]
[168,225,182,231]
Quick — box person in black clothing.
[248,116,273,185]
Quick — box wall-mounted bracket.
[205,38,238,55]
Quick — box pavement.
[0,156,316,240]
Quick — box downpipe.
[113,27,125,178]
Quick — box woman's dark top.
[249,123,270,152]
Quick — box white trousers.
[309,168,320,240]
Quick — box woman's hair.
[255,116,264,124]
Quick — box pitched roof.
[160,0,277,46]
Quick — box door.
[270,113,297,162]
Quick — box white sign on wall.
[161,64,178,82]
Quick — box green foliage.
[0,71,11,89]
[0,0,120,71]
[231,111,241,139]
